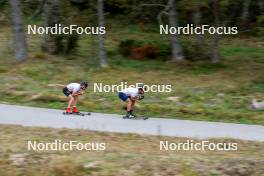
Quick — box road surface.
[0,104,264,141]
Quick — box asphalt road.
[0,104,264,141]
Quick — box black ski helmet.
[80,81,88,88]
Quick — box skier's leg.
[129,100,136,117]
[66,95,74,113]
[127,98,132,112]
[72,95,79,113]
[123,99,133,118]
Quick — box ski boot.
[123,111,136,119]
[64,108,71,114]
[72,106,80,114]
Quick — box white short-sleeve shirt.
[67,83,81,93]
[121,87,139,98]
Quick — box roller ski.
[63,107,91,116]
[122,111,148,120]
[63,111,85,116]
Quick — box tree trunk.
[42,0,61,54]
[97,0,107,67]
[212,34,220,63]
[168,0,184,61]
[9,0,27,60]
[242,0,251,24]
[258,0,264,12]
[211,0,220,63]
[193,0,204,45]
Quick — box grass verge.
[0,125,263,176]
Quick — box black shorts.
[62,87,72,97]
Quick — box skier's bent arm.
[72,90,85,96]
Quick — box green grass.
[0,125,263,176]
[1,26,264,125]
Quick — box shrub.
[118,39,141,57]
[131,45,160,60]
[158,43,171,60]
[118,39,212,61]
[181,40,210,61]
[118,39,162,60]
[42,33,79,55]
[256,15,264,36]
[33,52,48,59]
[65,34,79,54]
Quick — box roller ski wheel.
[63,112,85,116]
[122,115,148,120]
